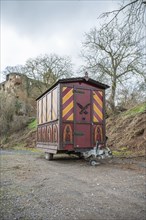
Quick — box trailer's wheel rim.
[97,155,102,160]
[90,160,97,166]
[45,153,53,161]
[45,153,49,160]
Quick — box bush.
[0,92,16,135]
[10,115,30,132]
[0,92,30,135]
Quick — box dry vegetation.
[106,103,146,157]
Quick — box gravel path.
[0,149,145,220]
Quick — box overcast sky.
[1,0,120,81]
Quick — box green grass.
[123,102,146,116]
[112,145,132,157]
[112,150,132,157]
[13,145,42,153]
[28,119,37,130]
[14,143,26,148]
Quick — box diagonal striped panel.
[93,91,103,122]
[62,86,67,92]
[62,87,74,121]
[63,89,73,104]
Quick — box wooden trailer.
[36,74,109,161]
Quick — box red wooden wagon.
[36,73,112,165]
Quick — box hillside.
[106,103,146,157]
[1,103,146,157]
[0,118,37,150]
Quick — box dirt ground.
[0,149,146,220]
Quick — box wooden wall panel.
[52,88,58,120]
[42,96,46,123]
[38,99,42,124]
[47,92,51,122]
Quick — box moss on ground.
[112,148,145,158]
[13,146,41,153]
[123,102,146,117]
[28,119,37,130]
[112,150,132,157]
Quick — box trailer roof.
[36,77,109,100]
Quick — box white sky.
[0,0,120,82]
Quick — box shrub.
[0,92,30,135]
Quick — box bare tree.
[3,65,27,75]
[81,20,145,111]
[116,80,146,108]
[100,0,146,37]
[2,54,74,92]
[25,54,73,87]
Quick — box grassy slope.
[106,102,146,157]
[1,118,37,150]
[123,102,146,116]
[28,119,37,130]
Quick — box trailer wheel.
[45,153,53,161]
[90,159,100,166]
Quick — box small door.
[74,88,91,148]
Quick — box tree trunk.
[109,77,116,112]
